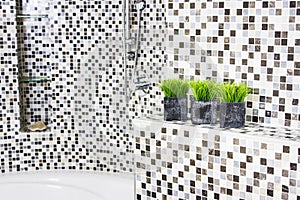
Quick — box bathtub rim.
[0,170,135,200]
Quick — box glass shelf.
[16,14,48,19]
[19,76,51,84]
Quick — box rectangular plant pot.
[220,102,245,128]
[191,99,217,125]
[164,97,187,121]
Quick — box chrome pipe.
[133,11,141,68]
[123,0,149,102]
[125,0,131,46]
[123,0,130,103]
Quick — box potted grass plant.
[219,82,251,128]
[159,79,189,121]
[189,80,218,124]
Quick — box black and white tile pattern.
[0,0,300,199]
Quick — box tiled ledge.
[134,116,300,199]
[135,115,300,143]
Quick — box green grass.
[189,80,218,101]
[219,82,251,103]
[159,79,190,98]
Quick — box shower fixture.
[133,70,151,94]
[135,0,146,11]
[124,0,146,60]
[132,0,145,65]
[123,0,150,102]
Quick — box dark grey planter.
[191,99,217,125]
[164,97,187,121]
[220,102,245,128]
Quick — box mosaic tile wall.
[49,0,127,172]
[0,0,166,174]
[127,0,166,120]
[1,0,123,173]
[166,0,300,129]
[134,118,300,199]
[49,0,166,172]
[0,0,20,135]
[1,0,299,197]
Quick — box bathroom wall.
[127,0,166,120]
[49,0,130,172]
[134,1,300,199]
[0,0,299,175]
[1,0,98,172]
[0,0,166,173]
[166,0,300,128]
[0,0,20,135]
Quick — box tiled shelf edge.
[134,115,300,145]
[134,115,300,199]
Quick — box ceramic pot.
[220,102,245,128]
[191,99,217,125]
[164,97,187,121]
